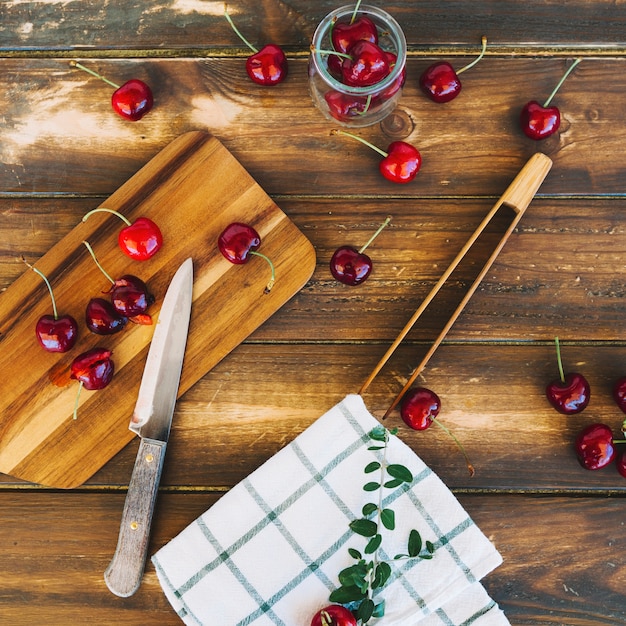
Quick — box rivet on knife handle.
[104,438,166,597]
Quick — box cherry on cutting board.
[574,423,617,470]
[400,386,475,476]
[224,4,287,86]
[82,207,162,261]
[86,298,128,335]
[330,216,391,286]
[310,605,357,626]
[218,222,276,293]
[520,58,581,140]
[70,61,153,121]
[420,35,487,103]
[545,337,590,414]
[331,129,421,184]
[83,241,154,324]
[22,257,78,353]
[70,347,114,420]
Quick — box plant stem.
[543,59,581,107]
[73,381,83,420]
[69,61,120,89]
[224,4,258,54]
[22,256,58,320]
[554,336,565,384]
[82,207,132,226]
[249,250,275,293]
[82,240,115,285]
[330,129,388,158]
[358,217,391,254]
[350,0,363,24]
[456,36,488,75]
[310,44,351,60]
[432,418,475,477]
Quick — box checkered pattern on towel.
[152,394,509,625]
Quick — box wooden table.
[1,1,625,623]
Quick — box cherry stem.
[456,35,488,75]
[69,60,120,89]
[330,128,388,158]
[310,44,352,60]
[350,0,363,24]
[543,58,581,107]
[432,417,475,477]
[82,207,132,227]
[554,336,565,384]
[73,381,83,420]
[358,216,392,254]
[22,256,58,320]
[249,251,275,293]
[224,4,258,54]
[82,240,115,286]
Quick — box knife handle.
[104,438,166,597]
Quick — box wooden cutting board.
[0,131,316,489]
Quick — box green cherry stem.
[70,60,120,89]
[22,256,59,320]
[249,251,276,293]
[432,417,475,477]
[543,58,582,108]
[224,3,258,54]
[456,35,488,75]
[350,0,363,24]
[359,216,392,254]
[310,45,352,61]
[82,240,115,286]
[330,128,388,157]
[554,336,565,384]
[83,207,132,227]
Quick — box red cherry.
[575,423,616,470]
[324,90,370,122]
[331,15,378,53]
[612,377,626,413]
[310,605,357,626]
[616,451,626,478]
[330,217,390,286]
[86,298,128,335]
[22,257,78,353]
[400,387,440,430]
[110,275,154,322]
[70,348,114,391]
[70,61,153,121]
[520,58,581,140]
[82,208,163,261]
[419,36,487,104]
[341,40,389,87]
[218,222,276,292]
[377,51,406,101]
[330,129,421,184]
[545,337,590,414]
[224,5,287,86]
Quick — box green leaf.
[362,502,377,517]
[386,463,413,483]
[373,600,386,618]
[408,529,422,557]
[426,540,435,554]
[367,445,385,451]
[363,481,380,492]
[364,533,382,554]
[381,508,395,531]
[364,461,381,473]
[348,547,362,560]
[369,426,388,442]
[388,427,398,436]
[372,561,392,589]
[357,598,375,623]
[349,518,378,537]
[383,478,403,489]
[329,584,366,603]
[338,563,368,590]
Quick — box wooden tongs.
[360,152,553,418]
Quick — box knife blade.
[104,257,193,598]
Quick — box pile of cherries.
[545,338,626,476]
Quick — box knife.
[104,257,193,598]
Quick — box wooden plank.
[1,1,625,50]
[0,58,624,196]
[0,132,315,488]
[0,491,623,623]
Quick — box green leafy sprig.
[328,426,435,624]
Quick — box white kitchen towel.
[152,394,509,625]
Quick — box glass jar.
[308,4,407,127]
